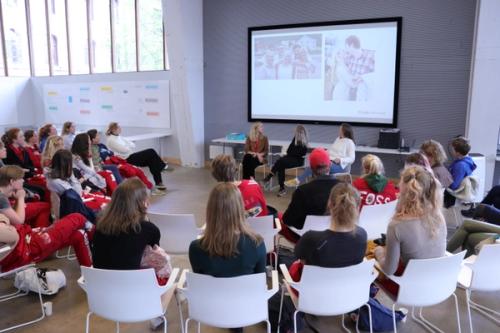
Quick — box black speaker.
[378,129,401,149]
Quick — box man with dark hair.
[282,148,339,236]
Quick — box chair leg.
[415,307,445,333]
[452,293,462,333]
[469,297,500,324]
[293,310,299,333]
[162,315,167,333]
[341,313,351,332]
[175,292,185,333]
[466,290,474,333]
[197,321,201,333]
[85,312,92,333]
[265,319,271,333]
[184,318,191,333]
[277,286,285,333]
[116,321,120,333]
[392,304,398,333]
[365,303,373,333]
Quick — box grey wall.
[203,0,476,175]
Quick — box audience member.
[41,135,64,168]
[263,125,308,197]
[61,121,77,150]
[447,219,500,257]
[23,130,42,171]
[420,139,453,188]
[38,123,57,153]
[404,152,432,171]
[2,128,37,178]
[462,184,500,222]
[105,122,167,193]
[353,154,398,208]
[211,154,269,216]
[86,129,123,185]
[242,122,269,180]
[374,166,447,296]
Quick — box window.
[48,0,68,75]
[112,0,136,72]
[67,0,89,74]
[1,0,30,76]
[29,0,50,76]
[89,0,111,73]
[138,0,164,71]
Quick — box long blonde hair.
[97,178,149,235]
[294,125,308,147]
[328,183,360,231]
[248,122,263,142]
[41,135,64,167]
[394,166,445,236]
[201,183,262,257]
[361,154,384,176]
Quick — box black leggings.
[271,156,303,189]
[126,149,166,185]
[242,154,262,180]
[482,185,500,209]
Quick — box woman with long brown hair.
[92,178,160,270]
[189,182,266,277]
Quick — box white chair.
[377,251,466,333]
[148,213,202,254]
[178,269,279,332]
[279,260,378,333]
[246,215,282,269]
[0,264,46,332]
[289,215,331,236]
[78,266,179,333]
[457,244,500,333]
[358,200,397,240]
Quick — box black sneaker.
[461,207,476,218]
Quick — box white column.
[162,0,205,167]
[466,0,500,192]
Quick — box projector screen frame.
[247,16,402,128]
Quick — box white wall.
[0,77,34,133]
[466,0,500,191]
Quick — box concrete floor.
[1,166,499,333]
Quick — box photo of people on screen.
[324,35,375,101]
[254,34,322,80]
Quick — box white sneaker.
[284,178,300,188]
[151,188,167,196]
[149,316,165,330]
[162,164,169,171]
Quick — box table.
[124,129,173,157]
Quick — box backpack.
[356,297,405,331]
[14,267,66,295]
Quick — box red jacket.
[353,177,398,209]
[238,179,269,217]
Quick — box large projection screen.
[248,17,402,127]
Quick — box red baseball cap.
[309,148,331,170]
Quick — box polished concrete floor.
[1,166,499,333]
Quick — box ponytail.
[328,183,360,230]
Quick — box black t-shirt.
[92,221,160,270]
[295,226,367,268]
[189,234,267,278]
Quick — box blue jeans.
[103,164,123,184]
[297,163,345,183]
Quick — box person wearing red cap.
[281,148,340,242]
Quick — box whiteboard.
[0,80,19,125]
[43,80,170,128]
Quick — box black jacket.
[282,175,339,229]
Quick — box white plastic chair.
[147,213,202,254]
[0,264,46,332]
[246,215,282,269]
[457,244,500,333]
[177,269,279,332]
[78,266,179,333]
[289,215,331,236]
[377,251,466,333]
[358,200,397,240]
[279,260,378,333]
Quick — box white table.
[124,129,173,157]
[212,137,417,156]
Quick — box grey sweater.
[380,218,447,275]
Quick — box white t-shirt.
[328,137,356,169]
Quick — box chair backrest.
[295,215,331,236]
[296,260,376,315]
[358,200,397,240]
[396,251,466,307]
[185,272,269,328]
[148,213,201,254]
[246,215,277,253]
[469,244,500,291]
[80,266,163,322]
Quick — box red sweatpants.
[105,158,153,189]
[26,175,51,202]
[98,170,118,195]
[25,202,51,228]
[30,213,93,267]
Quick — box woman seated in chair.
[288,123,355,187]
[241,122,269,180]
[263,125,308,197]
[211,154,268,217]
[353,154,398,209]
[374,165,447,296]
[420,139,453,188]
[0,212,93,272]
[23,130,42,171]
[447,219,500,257]
[38,123,57,153]
[41,135,64,168]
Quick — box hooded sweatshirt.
[353,174,398,209]
[448,156,476,191]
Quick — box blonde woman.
[374,165,447,295]
[189,182,266,276]
[92,178,160,269]
[242,122,269,180]
[61,121,76,150]
[38,123,57,153]
[263,125,308,196]
[41,135,64,167]
[353,154,398,208]
[420,139,453,188]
